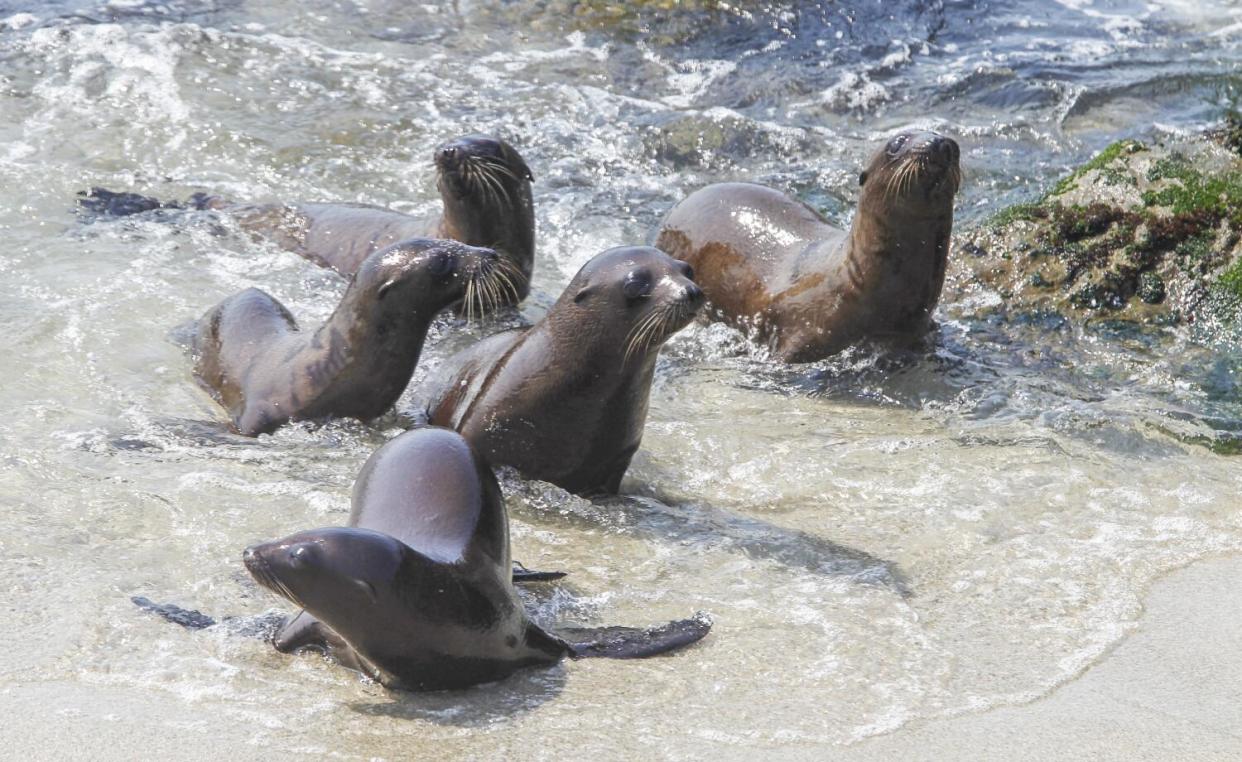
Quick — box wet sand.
[8,555,1241,760]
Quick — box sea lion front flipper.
[555,612,712,659]
[273,610,332,653]
[511,560,567,583]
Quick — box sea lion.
[194,238,507,436]
[416,245,704,495]
[79,134,536,309]
[243,427,711,691]
[655,130,961,362]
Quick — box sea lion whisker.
[623,308,661,365]
[637,304,674,360]
[476,158,520,180]
[464,159,499,200]
[490,259,514,302]
[481,267,502,313]
[476,164,513,207]
[492,260,520,304]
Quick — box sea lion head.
[434,134,534,207]
[355,238,520,319]
[561,245,705,365]
[244,527,413,645]
[858,130,961,208]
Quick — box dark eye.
[623,270,652,300]
[680,262,695,281]
[429,251,455,276]
[886,134,909,155]
[289,544,311,567]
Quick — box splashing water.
[1,0,1241,756]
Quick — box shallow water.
[2,0,1242,757]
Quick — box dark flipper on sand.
[131,596,285,639]
[556,612,713,659]
[511,561,567,583]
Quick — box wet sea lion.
[416,245,704,495]
[243,427,711,691]
[79,134,536,309]
[194,238,507,436]
[655,130,961,362]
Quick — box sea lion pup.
[416,245,704,495]
[79,134,536,308]
[655,130,961,362]
[194,238,508,436]
[244,427,712,691]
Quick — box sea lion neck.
[437,178,535,287]
[536,304,662,380]
[297,281,442,413]
[845,190,954,275]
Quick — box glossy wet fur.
[193,239,502,436]
[655,130,960,362]
[421,246,704,495]
[245,528,566,691]
[247,427,568,691]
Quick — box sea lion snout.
[912,133,959,167]
[435,135,503,170]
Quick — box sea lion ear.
[573,285,593,303]
[858,170,868,187]
[506,147,535,182]
[353,577,378,604]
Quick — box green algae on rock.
[948,137,1242,326]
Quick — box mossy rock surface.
[947,136,1242,327]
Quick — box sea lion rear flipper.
[511,560,567,583]
[77,188,182,219]
[556,612,712,659]
[130,596,285,639]
[131,596,216,629]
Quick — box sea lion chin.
[655,130,961,362]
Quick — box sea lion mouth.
[622,288,704,365]
[883,151,961,200]
[435,150,523,207]
[243,546,307,610]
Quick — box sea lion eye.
[886,134,909,155]
[680,262,695,281]
[289,544,312,568]
[859,170,869,187]
[622,270,652,300]
[429,251,455,276]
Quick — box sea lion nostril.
[685,284,704,302]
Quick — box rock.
[946,136,1242,327]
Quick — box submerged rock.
[947,136,1242,327]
